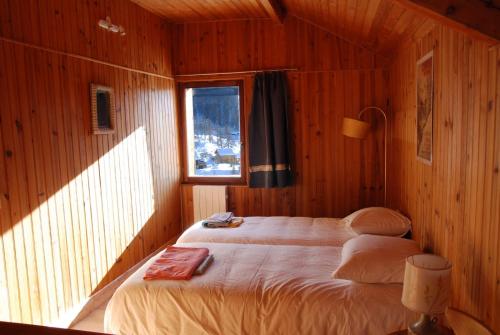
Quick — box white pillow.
[332,234,421,283]
[343,207,411,236]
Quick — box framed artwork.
[416,51,433,164]
[90,84,116,134]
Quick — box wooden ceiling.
[282,0,435,55]
[129,0,498,56]
[129,0,270,22]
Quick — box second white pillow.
[332,234,421,284]
[343,207,411,237]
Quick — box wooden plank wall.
[388,26,499,332]
[176,17,389,225]
[0,0,181,326]
[174,17,387,74]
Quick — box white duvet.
[104,243,412,335]
[177,216,357,247]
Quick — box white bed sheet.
[104,242,413,335]
[177,216,357,247]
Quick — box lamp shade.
[342,117,370,139]
[401,254,452,315]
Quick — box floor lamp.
[342,106,387,205]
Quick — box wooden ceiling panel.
[129,0,498,56]
[129,0,269,22]
[128,0,435,55]
[282,0,433,54]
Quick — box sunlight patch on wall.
[0,126,155,326]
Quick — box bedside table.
[389,328,454,335]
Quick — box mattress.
[104,242,413,335]
[177,216,357,246]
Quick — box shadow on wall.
[0,41,181,326]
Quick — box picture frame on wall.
[90,84,116,135]
[416,50,433,164]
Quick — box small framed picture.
[90,84,116,134]
[416,50,433,164]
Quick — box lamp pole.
[358,106,387,206]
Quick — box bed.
[104,242,413,335]
[177,216,357,247]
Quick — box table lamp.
[402,254,452,335]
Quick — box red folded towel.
[143,246,209,280]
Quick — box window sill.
[182,177,247,186]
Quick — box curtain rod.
[175,68,390,79]
[175,68,298,77]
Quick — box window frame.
[178,79,246,185]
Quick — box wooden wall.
[388,26,499,332]
[176,17,389,223]
[0,0,181,326]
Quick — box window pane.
[185,86,241,177]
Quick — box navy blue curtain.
[248,71,292,188]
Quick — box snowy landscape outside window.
[181,80,245,182]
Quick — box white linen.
[332,235,421,283]
[343,207,411,237]
[177,216,357,246]
[105,242,413,335]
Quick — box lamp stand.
[358,106,387,205]
[408,314,448,335]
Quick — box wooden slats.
[174,16,379,75]
[389,25,500,334]
[281,0,433,56]
[394,0,500,43]
[129,0,441,57]
[0,0,173,77]
[129,0,269,22]
[0,0,181,327]
[177,18,387,225]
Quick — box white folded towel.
[202,212,234,228]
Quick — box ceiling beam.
[394,0,500,43]
[258,0,287,24]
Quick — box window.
[180,80,245,184]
